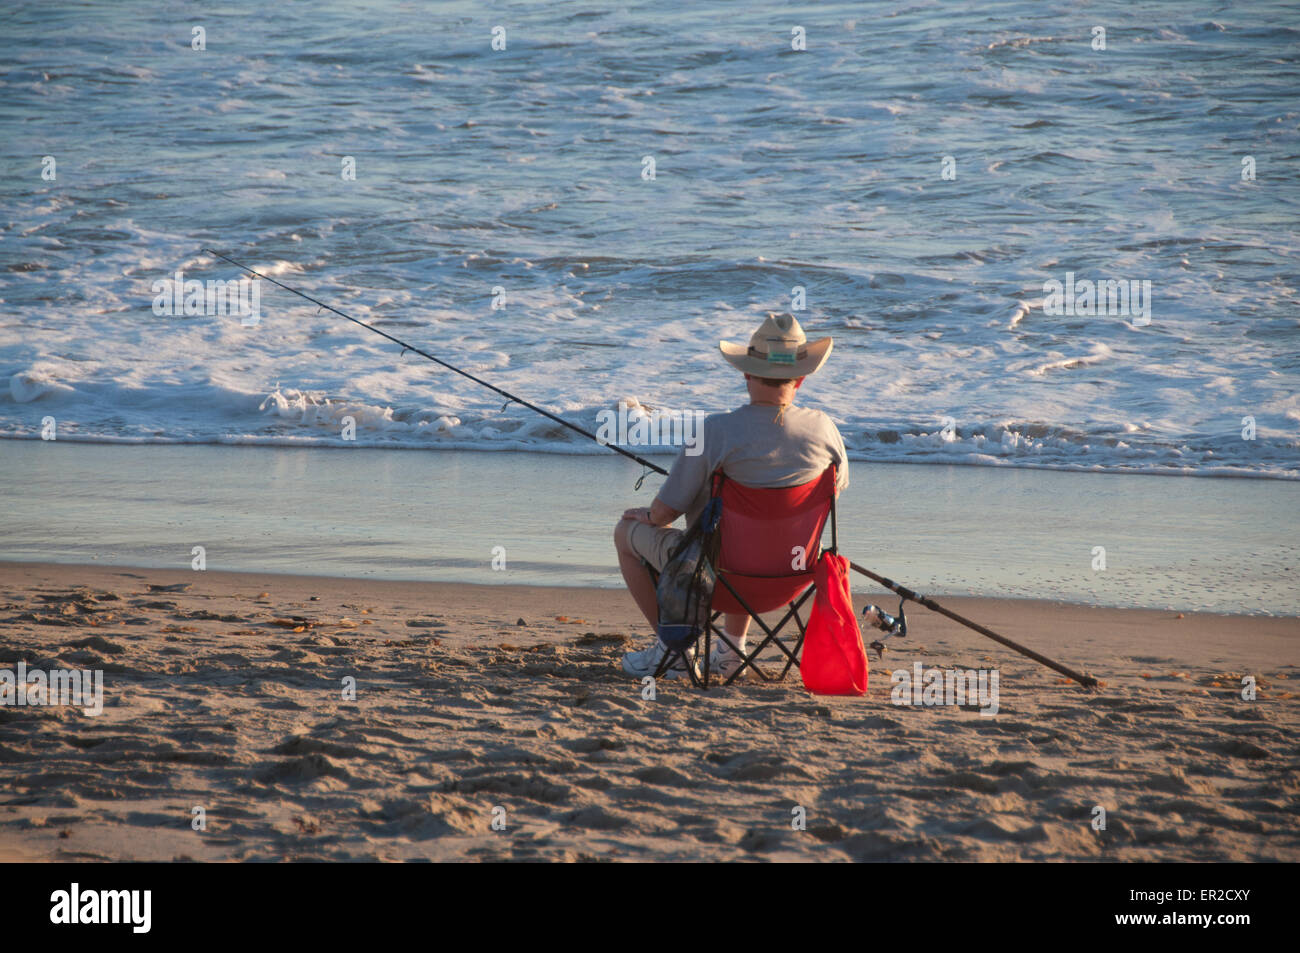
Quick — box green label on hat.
[767,351,796,364]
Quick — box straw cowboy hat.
[719,313,833,379]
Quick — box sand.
[0,560,1296,862]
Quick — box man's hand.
[621,498,683,527]
[616,499,681,527]
[621,506,655,525]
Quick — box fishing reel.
[862,598,907,660]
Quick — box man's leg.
[722,613,750,648]
[707,612,753,680]
[614,517,659,629]
[614,518,698,680]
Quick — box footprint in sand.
[63,636,128,655]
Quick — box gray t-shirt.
[657,402,850,527]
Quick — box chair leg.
[702,616,718,690]
[758,603,804,665]
[739,587,815,669]
[653,649,670,679]
[671,582,818,690]
[713,576,777,684]
[728,616,790,686]
[654,647,703,687]
[724,639,767,686]
[727,585,815,685]
[778,599,811,680]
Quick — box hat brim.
[719,337,832,378]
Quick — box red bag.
[801,553,869,696]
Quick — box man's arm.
[828,414,850,496]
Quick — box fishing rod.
[849,563,1099,690]
[209,249,1096,690]
[205,249,670,480]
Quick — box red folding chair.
[657,464,838,688]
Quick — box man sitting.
[614,313,850,680]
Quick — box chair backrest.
[709,465,837,615]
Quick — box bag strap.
[710,468,726,498]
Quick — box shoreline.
[4,559,1300,622]
[2,433,1295,482]
[3,441,1298,615]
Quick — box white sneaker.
[621,638,697,680]
[707,642,747,682]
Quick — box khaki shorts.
[626,520,685,573]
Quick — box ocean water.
[1,1,1298,479]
